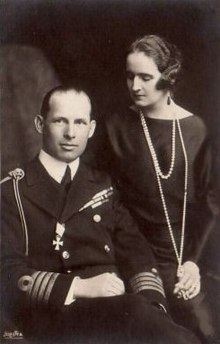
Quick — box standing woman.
[103,35,217,343]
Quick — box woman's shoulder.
[175,104,193,119]
[175,104,208,137]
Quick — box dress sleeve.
[1,179,74,314]
[185,136,218,263]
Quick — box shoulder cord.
[1,168,28,256]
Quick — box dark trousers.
[20,294,200,344]
[158,261,215,344]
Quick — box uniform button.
[151,268,159,276]
[104,244,110,253]
[18,275,33,292]
[93,214,101,223]
[67,270,72,274]
[62,251,70,259]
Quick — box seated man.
[1,85,200,344]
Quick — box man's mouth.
[60,144,78,151]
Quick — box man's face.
[126,52,165,109]
[35,90,96,163]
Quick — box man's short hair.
[40,84,95,120]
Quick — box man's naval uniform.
[1,153,200,344]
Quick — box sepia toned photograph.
[1,1,220,343]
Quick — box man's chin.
[57,153,79,163]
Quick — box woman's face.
[126,51,166,109]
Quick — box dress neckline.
[130,103,194,121]
[145,115,193,121]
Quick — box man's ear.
[88,120,96,138]
[34,115,44,134]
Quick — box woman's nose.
[131,76,141,91]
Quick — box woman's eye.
[142,76,152,82]
[126,73,134,80]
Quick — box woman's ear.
[34,115,44,134]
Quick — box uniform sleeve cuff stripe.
[131,277,163,289]
[133,285,166,297]
[37,272,54,305]
[131,279,164,289]
[131,280,164,290]
[28,271,60,307]
[43,273,59,304]
[130,272,165,297]
[131,282,165,296]
[29,271,48,307]
[27,270,42,298]
[131,272,163,282]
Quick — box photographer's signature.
[2,330,24,340]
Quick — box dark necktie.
[61,165,71,192]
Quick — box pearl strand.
[139,111,188,276]
[140,115,176,180]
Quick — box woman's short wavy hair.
[127,35,182,89]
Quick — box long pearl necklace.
[139,110,188,277]
[150,118,176,180]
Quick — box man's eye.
[54,119,64,124]
[75,119,87,125]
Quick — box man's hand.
[74,272,125,298]
[173,261,201,300]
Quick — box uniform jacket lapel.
[61,162,97,222]
[23,158,100,222]
[23,158,64,220]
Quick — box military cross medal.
[53,236,64,250]
[53,223,65,251]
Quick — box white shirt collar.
[39,150,80,183]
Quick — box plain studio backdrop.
[1,0,220,336]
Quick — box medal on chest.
[53,222,65,251]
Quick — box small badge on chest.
[79,187,113,212]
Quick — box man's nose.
[131,76,141,91]
[64,124,76,138]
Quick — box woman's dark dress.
[103,107,216,343]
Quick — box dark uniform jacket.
[1,157,165,322]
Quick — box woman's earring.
[167,95,171,105]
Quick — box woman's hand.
[173,261,201,300]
